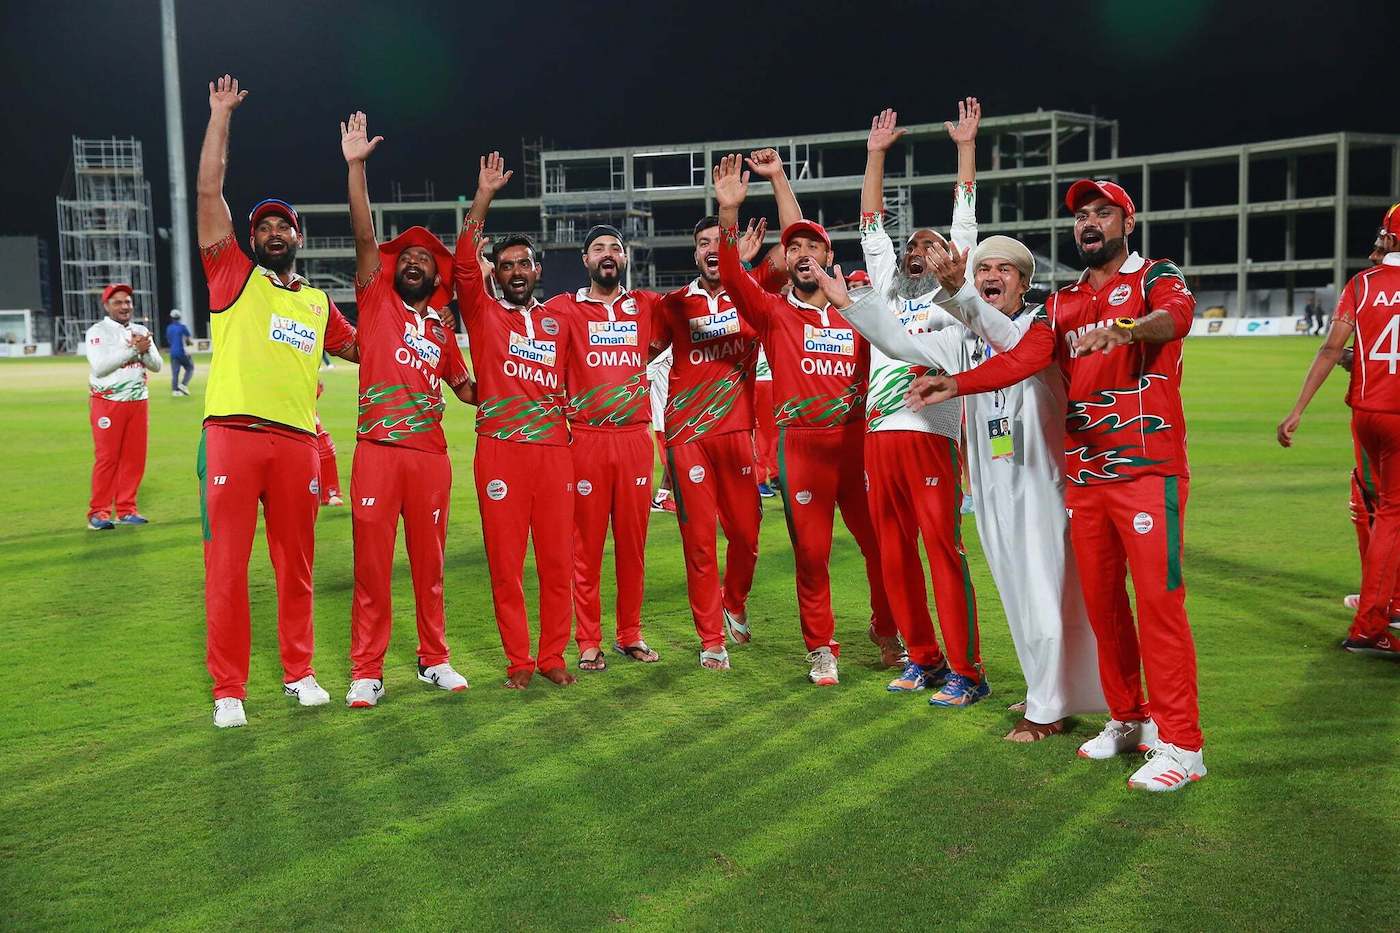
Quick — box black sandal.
[578,649,607,672]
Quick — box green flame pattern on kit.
[774,384,864,426]
[478,393,565,442]
[95,382,149,402]
[570,372,648,426]
[865,362,928,428]
[665,374,743,442]
[357,382,445,440]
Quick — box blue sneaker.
[87,515,115,531]
[929,672,990,707]
[887,659,950,692]
[757,482,775,499]
[117,513,149,525]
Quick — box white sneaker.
[1077,718,1158,760]
[418,662,469,692]
[1343,594,1360,610]
[283,674,330,706]
[807,647,839,686]
[213,697,247,729]
[1128,742,1207,792]
[345,678,385,708]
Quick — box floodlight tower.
[160,0,196,336]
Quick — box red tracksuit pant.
[571,424,653,652]
[1350,430,1400,609]
[89,397,148,519]
[863,431,980,677]
[778,422,898,656]
[1351,410,1400,639]
[1067,475,1202,751]
[754,382,779,483]
[350,441,453,680]
[474,435,574,676]
[666,430,762,651]
[199,423,319,700]
[317,428,342,503]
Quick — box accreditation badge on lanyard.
[975,337,1015,460]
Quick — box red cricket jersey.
[1337,255,1400,413]
[955,251,1195,485]
[546,287,663,428]
[353,265,471,453]
[653,279,759,446]
[718,223,868,428]
[452,221,571,446]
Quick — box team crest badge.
[1108,284,1132,307]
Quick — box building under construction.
[291,111,1399,317]
[54,137,158,352]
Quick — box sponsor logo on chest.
[898,304,930,335]
[508,331,556,367]
[401,322,443,368]
[803,324,854,357]
[690,307,740,343]
[269,314,318,355]
[589,319,638,347]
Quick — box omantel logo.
[1133,511,1154,534]
[486,479,508,501]
[1108,284,1133,307]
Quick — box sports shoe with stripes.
[283,675,330,707]
[928,672,990,707]
[346,678,385,708]
[806,647,838,686]
[1342,632,1400,658]
[418,662,469,692]
[1078,718,1159,759]
[1128,742,1206,792]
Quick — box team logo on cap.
[577,479,593,497]
[486,479,508,501]
[539,316,559,336]
[688,465,706,484]
[794,490,813,505]
[1133,512,1154,534]
[1108,285,1133,307]
[97,416,111,429]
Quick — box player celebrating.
[908,179,1205,791]
[340,112,476,707]
[545,225,664,670]
[85,282,161,530]
[453,152,577,689]
[1279,204,1400,658]
[196,75,359,728]
[713,153,898,687]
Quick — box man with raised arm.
[855,102,989,706]
[339,112,476,708]
[453,152,577,690]
[907,179,1205,791]
[713,153,899,688]
[195,75,359,728]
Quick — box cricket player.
[85,282,161,530]
[340,112,476,707]
[1279,203,1400,659]
[855,104,987,704]
[545,224,665,670]
[453,152,577,689]
[165,309,194,396]
[713,153,899,687]
[196,75,360,728]
[908,179,1205,791]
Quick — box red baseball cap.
[248,198,301,235]
[1065,179,1136,217]
[380,225,454,309]
[101,283,133,304]
[845,269,871,288]
[1380,203,1400,237]
[781,219,832,250]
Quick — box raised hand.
[208,74,248,113]
[478,152,513,195]
[811,263,851,309]
[745,148,784,179]
[905,373,959,411]
[944,97,981,144]
[712,154,749,210]
[867,108,907,153]
[340,111,383,163]
[737,217,768,263]
[928,240,969,293]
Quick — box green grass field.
[1,338,1396,931]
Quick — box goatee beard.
[255,244,297,274]
[590,267,622,290]
[889,269,939,302]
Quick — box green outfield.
[1,337,1395,931]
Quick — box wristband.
[1114,317,1137,342]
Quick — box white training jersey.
[85,317,161,401]
[646,345,673,432]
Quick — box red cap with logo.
[1065,179,1136,217]
[1380,203,1400,237]
[248,198,301,235]
[845,269,871,288]
[781,219,832,250]
[101,283,133,304]
[378,225,454,309]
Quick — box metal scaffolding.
[55,137,158,350]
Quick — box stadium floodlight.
[160,0,196,338]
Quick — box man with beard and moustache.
[817,231,1107,739]
[339,112,477,708]
[652,151,795,671]
[856,103,988,702]
[454,152,578,690]
[907,179,1206,791]
[714,154,899,687]
[195,75,360,728]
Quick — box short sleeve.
[325,301,357,353]
[200,235,253,311]
[443,333,471,388]
[1334,275,1360,324]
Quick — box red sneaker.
[1342,632,1400,658]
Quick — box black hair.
[694,216,720,240]
[491,233,539,263]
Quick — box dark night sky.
[3,0,1397,308]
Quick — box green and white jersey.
[85,317,161,402]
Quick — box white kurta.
[843,282,1105,723]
